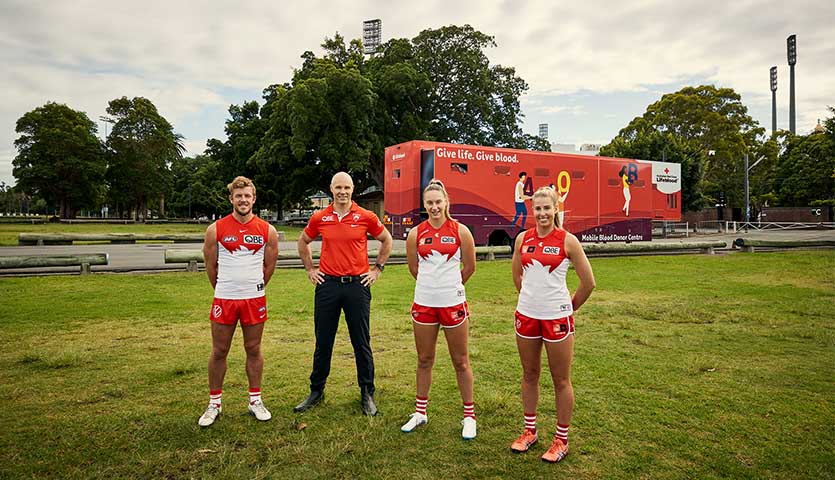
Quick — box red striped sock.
[556,423,570,445]
[524,412,537,433]
[249,388,261,405]
[209,389,222,408]
[415,396,428,416]
[463,402,475,419]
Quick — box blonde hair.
[532,186,560,228]
[227,176,256,196]
[424,179,453,221]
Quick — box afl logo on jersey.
[244,235,264,245]
[223,235,238,243]
[543,246,561,255]
[440,236,456,244]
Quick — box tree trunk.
[159,192,166,218]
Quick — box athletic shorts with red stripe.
[411,302,469,329]
[210,297,268,326]
[514,310,574,342]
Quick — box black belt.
[323,274,363,283]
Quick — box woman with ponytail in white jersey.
[509,187,595,463]
[401,179,478,439]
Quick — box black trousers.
[309,276,375,394]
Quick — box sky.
[1,0,832,186]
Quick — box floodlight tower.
[363,19,382,56]
[538,123,549,140]
[769,66,777,135]
[787,34,796,134]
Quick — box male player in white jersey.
[198,176,279,427]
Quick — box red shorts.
[411,302,469,329]
[514,311,574,343]
[210,297,267,326]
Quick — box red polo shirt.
[304,202,385,276]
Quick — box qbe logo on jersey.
[543,246,561,255]
[244,235,264,245]
[440,236,456,244]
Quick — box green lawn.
[0,223,304,246]
[0,251,833,479]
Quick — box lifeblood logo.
[244,235,264,245]
[543,246,561,255]
[212,305,222,318]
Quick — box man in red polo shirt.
[294,171,393,416]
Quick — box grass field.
[0,251,833,479]
[0,223,304,246]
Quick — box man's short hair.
[519,171,527,178]
[227,176,256,195]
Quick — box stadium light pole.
[770,66,778,134]
[787,34,796,134]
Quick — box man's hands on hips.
[360,268,381,287]
[307,268,325,285]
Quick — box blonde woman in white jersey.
[401,179,478,439]
[509,187,595,463]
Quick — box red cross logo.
[664,168,669,174]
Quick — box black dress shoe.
[293,390,324,412]
[361,390,378,416]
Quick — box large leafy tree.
[602,85,765,209]
[205,100,266,183]
[411,24,538,149]
[254,35,378,211]
[363,38,433,188]
[774,107,835,206]
[12,102,105,218]
[105,96,184,220]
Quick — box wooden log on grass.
[0,253,109,274]
[734,238,835,252]
[18,233,206,245]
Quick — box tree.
[105,97,184,220]
[254,36,378,211]
[12,102,105,218]
[167,154,228,218]
[411,25,535,148]
[205,100,266,183]
[774,107,835,206]
[602,85,765,209]
[364,38,433,188]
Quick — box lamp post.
[787,34,796,134]
[770,66,777,135]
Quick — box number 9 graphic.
[557,171,571,193]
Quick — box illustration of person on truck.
[511,171,532,228]
[618,166,633,217]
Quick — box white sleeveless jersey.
[414,219,466,307]
[516,228,574,320]
[214,214,270,299]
